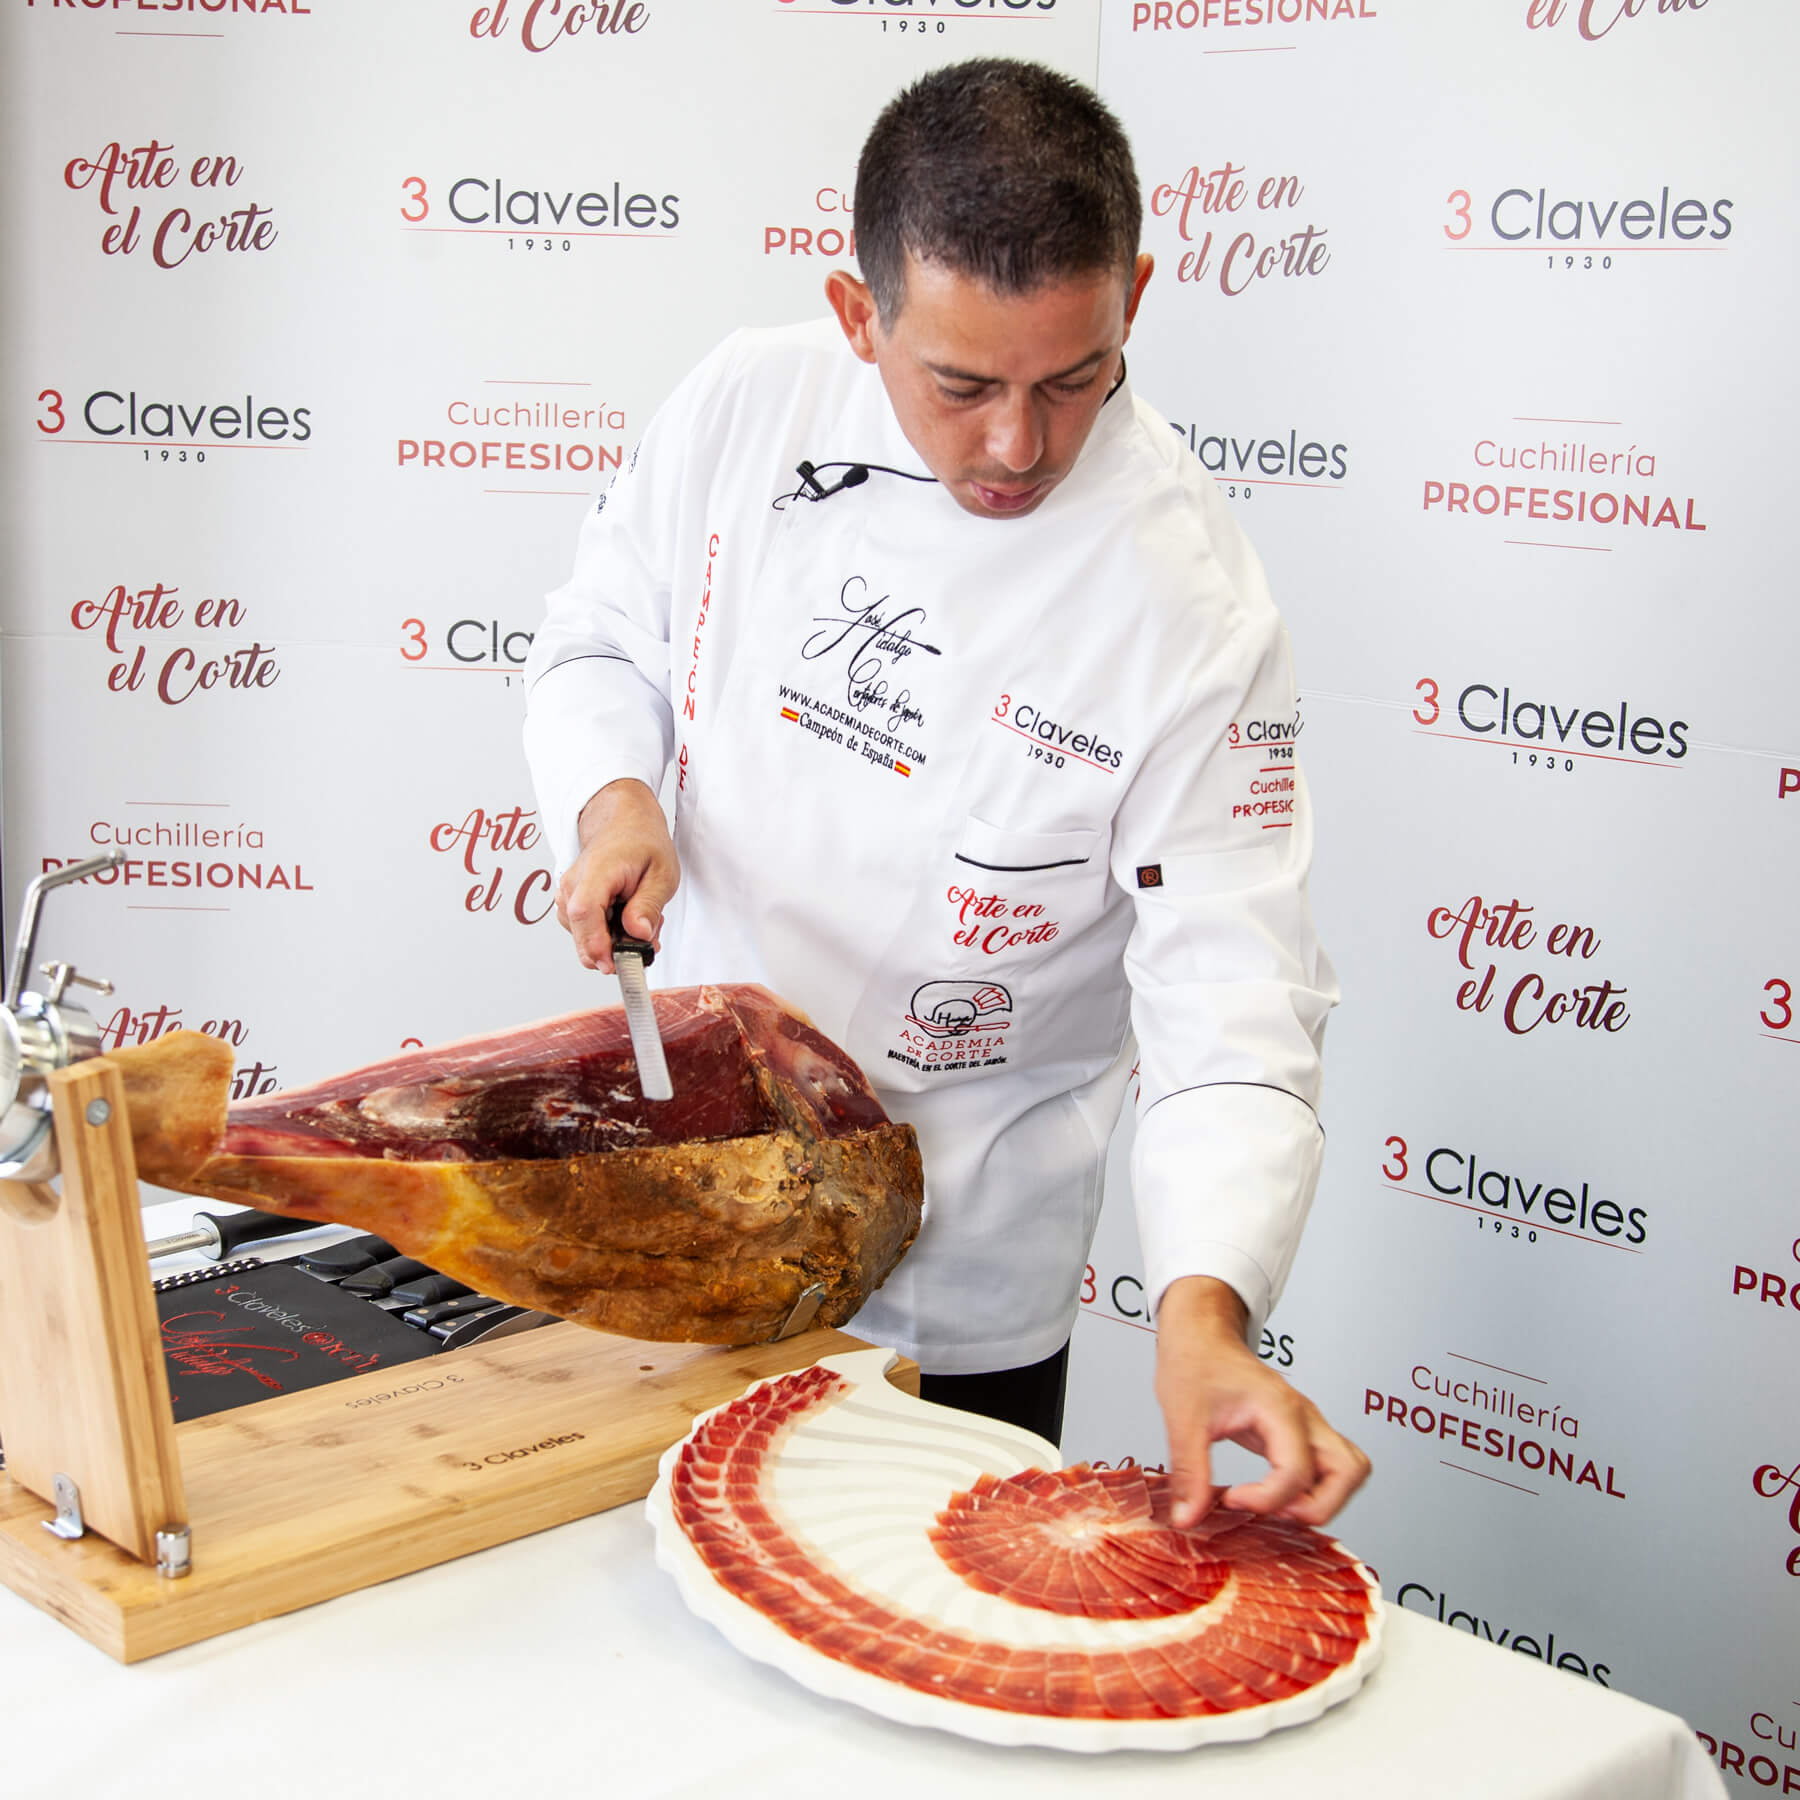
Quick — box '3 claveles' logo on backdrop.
[1379,1133,1649,1251]
[1168,422,1349,491]
[1395,1578,1612,1684]
[1411,677,1689,767]
[36,385,312,450]
[400,174,677,236]
[1441,182,1733,255]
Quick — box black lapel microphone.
[796,460,871,501]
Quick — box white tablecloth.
[0,1473,1723,1799]
[0,1204,1725,1798]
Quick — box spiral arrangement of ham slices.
[654,1350,1381,1750]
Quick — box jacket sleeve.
[1111,539,1337,1345]
[523,335,741,872]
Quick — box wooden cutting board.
[0,1318,917,1663]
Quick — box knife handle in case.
[295,1235,398,1278]
[339,1255,434,1299]
[403,1293,504,1331]
[431,1306,553,1348]
[430,1305,517,1342]
[389,1271,474,1308]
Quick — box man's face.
[828,252,1155,521]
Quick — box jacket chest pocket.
[845,813,1122,1091]
[946,817,1111,955]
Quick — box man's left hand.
[1154,1274,1371,1530]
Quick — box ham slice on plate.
[110,987,921,1346]
[647,1347,1382,1752]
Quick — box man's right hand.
[557,779,681,974]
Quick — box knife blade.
[608,898,672,1102]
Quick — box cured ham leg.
[111,985,922,1346]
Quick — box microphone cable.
[778,459,937,508]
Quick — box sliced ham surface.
[222,986,890,1160]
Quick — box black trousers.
[918,1340,1070,1448]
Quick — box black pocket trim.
[953,854,1091,873]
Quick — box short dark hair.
[855,59,1141,323]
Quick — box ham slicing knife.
[607,900,673,1102]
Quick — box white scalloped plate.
[646,1346,1384,1753]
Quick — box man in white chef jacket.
[524,60,1368,1529]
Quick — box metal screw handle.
[40,962,115,1006]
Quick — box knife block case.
[0,1055,918,1662]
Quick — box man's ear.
[826,269,881,365]
[1122,252,1155,342]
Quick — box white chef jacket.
[524,318,1335,1376]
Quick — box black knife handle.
[404,1293,504,1330]
[432,1305,527,1347]
[606,898,656,968]
[202,1210,320,1256]
[389,1271,473,1308]
[339,1255,434,1299]
[295,1235,398,1278]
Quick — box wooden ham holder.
[0,1056,917,1663]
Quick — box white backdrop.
[3,3,1794,1787]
